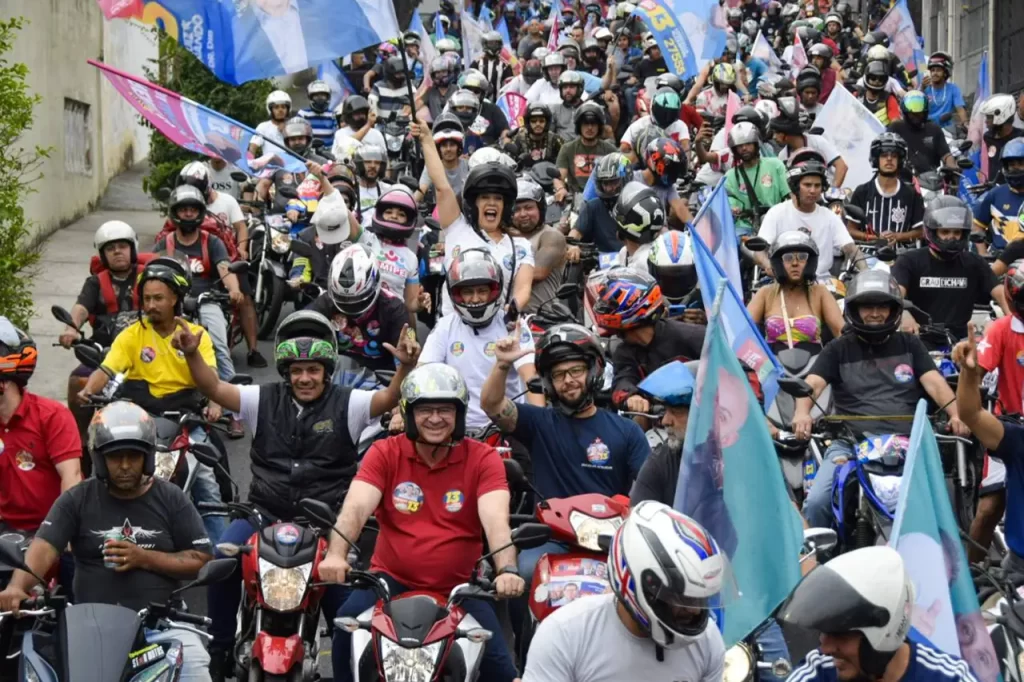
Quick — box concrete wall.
[0,0,155,243]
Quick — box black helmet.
[769,230,819,283]
[573,101,605,134]
[786,148,830,193]
[274,310,339,380]
[863,30,890,48]
[341,95,370,126]
[843,271,904,343]
[137,256,192,313]
[928,51,953,76]
[88,401,158,480]
[732,104,767,138]
[651,87,682,128]
[796,67,822,94]
[923,195,972,258]
[462,163,518,228]
[384,56,407,85]
[168,185,207,233]
[869,132,908,170]
[535,323,606,416]
[771,96,804,135]
[864,60,889,91]
[526,103,552,130]
[595,153,632,209]
[614,182,665,244]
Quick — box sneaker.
[208,645,234,682]
[247,349,268,368]
[227,416,245,440]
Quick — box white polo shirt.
[419,313,535,429]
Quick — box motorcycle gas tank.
[258,523,319,568]
[152,416,181,446]
[60,603,143,682]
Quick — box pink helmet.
[370,188,418,242]
[378,42,398,57]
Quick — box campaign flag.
[877,0,928,87]
[689,184,782,406]
[89,60,306,175]
[752,31,784,74]
[722,90,743,143]
[891,401,1000,682]
[790,32,808,72]
[960,52,989,201]
[675,278,803,645]
[97,0,143,19]
[496,91,529,130]
[410,12,437,89]
[630,0,729,79]
[435,11,447,40]
[96,0,403,85]
[547,10,560,51]
[494,15,521,73]
[461,11,488,66]
[816,83,886,190]
[478,4,495,29]
[317,60,356,112]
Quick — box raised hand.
[494,320,532,368]
[384,324,421,367]
[171,318,204,356]
[951,321,979,371]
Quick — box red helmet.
[643,137,686,187]
[586,267,665,331]
[0,319,37,387]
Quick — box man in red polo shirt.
[0,318,82,532]
[320,363,524,682]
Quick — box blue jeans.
[188,427,227,545]
[332,573,519,682]
[198,303,234,381]
[756,620,791,681]
[207,518,348,648]
[510,541,569,643]
[803,441,855,529]
[147,628,211,681]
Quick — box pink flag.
[790,33,808,72]
[96,0,143,20]
[722,90,743,144]
[548,13,560,51]
[496,91,529,130]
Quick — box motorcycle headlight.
[568,510,623,552]
[271,231,292,254]
[153,450,180,480]
[724,643,754,682]
[379,638,442,682]
[258,558,311,611]
[386,135,404,152]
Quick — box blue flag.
[877,0,928,86]
[479,4,495,29]
[317,60,356,112]
[435,11,447,40]
[630,0,728,79]
[688,186,782,407]
[693,180,742,297]
[890,401,1001,682]
[675,279,804,646]
[105,0,403,85]
[495,15,512,45]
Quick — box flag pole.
[397,37,421,124]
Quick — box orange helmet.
[586,267,665,331]
[0,318,37,387]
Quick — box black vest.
[249,382,358,521]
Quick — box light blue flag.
[630,0,728,79]
[674,279,803,646]
[479,4,495,29]
[877,0,928,86]
[692,179,742,297]
[317,60,356,112]
[496,15,512,45]
[435,11,447,40]
[890,401,1001,682]
[688,213,782,407]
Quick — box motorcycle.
[377,111,420,182]
[247,207,291,339]
[977,561,1024,681]
[502,461,629,665]
[0,537,236,682]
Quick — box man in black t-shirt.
[887,91,954,174]
[0,401,213,678]
[634,41,668,83]
[791,271,966,529]
[847,133,925,249]
[307,288,409,374]
[892,196,1007,344]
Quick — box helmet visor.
[778,564,892,634]
[903,92,927,114]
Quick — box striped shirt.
[297,108,338,148]
[789,643,979,682]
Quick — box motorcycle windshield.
[60,603,142,682]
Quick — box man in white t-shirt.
[249,90,292,157]
[522,502,727,682]
[773,125,848,188]
[620,115,691,154]
[755,160,866,281]
[206,158,242,200]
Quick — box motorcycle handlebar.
[166,608,211,627]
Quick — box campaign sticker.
[484,342,497,357]
[274,524,301,546]
[15,451,34,471]
[140,346,156,363]
[393,482,424,514]
[586,438,610,464]
[893,363,914,383]
[366,320,380,337]
[443,489,465,513]
[1016,350,1024,368]
[451,341,465,357]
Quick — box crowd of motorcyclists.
[5,0,1024,679]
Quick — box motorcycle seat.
[153,416,181,444]
[259,523,319,569]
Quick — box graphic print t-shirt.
[556,138,618,193]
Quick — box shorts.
[981,453,1007,496]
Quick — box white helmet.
[266,89,292,116]
[866,45,890,63]
[307,80,331,98]
[467,146,516,170]
[94,220,138,263]
[778,546,914,675]
[647,230,696,302]
[178,160,211,193]
[608,501,733,649]
[327,244,381,318]
[982,94,1017,126]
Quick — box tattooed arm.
[481,359,521,433]
[532,229,566,281]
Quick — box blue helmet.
[1002,138,1024,189]
[637,360,696,407]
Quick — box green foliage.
[0,17,50,330]
[142,33,276,201]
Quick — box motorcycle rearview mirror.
[230,171,249,182]
[969,231,987,244]
[777,376,814,399]
[503,458,529,489]
[777,347,812,375]
[596,534,613,553]
[289,240,313,257]
[311,138,325,150]
[424,217,441,231]
[182,295,199,317]
[374,369,396,386]
[556,281,578,298]
[74,344,109,375]
[743,236,770,252]
[299,497,361,554]
[277,185,298,199]
[156,187,172,202]
[174,558,237,594]
[843,203,865,223]
[302,283,323,299]
[874,245,897,262]
[511,523,552,550]
[229,374,253,385]
[227,260,248,275]
[397,174,419,192]
[190,441,222,469]
[803,527,838,553]
[527,377,544,394]
[51,305,78,330]
[335,614,373,633]
[957,157,974,170]
[958,140,973,154]
[0,539,45,586]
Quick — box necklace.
[930,82,948,110]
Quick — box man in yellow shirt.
[80,256,228,542]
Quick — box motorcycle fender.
[264,259,287,279]
[251,631,304,675]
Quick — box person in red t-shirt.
[320,363,525,682]
[0,318,82,532]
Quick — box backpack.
[86,253,157,326]
[162,231,211,279]
[154,213,240,262]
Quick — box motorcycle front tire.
[256,272,286,340]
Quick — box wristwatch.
[497,565,520,577]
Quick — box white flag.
[815,84,885,190]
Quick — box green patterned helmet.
[274,310,339,379]
[399,363,469,442]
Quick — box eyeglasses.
[781,252,810,264]
[415,405,457,418]
[551,365,588,382]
